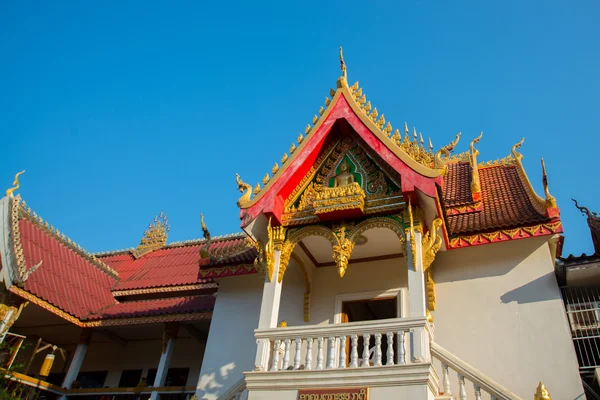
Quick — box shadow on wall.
[196,362,236,400]
[500,272,561,304]
[435,237,549,284]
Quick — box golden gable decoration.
[133,212,170,259]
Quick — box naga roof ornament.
[6,170,25,197]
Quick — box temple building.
[0,50,583,400]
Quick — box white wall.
[433,237,584,399]
[279,257,408,326]
[196,274,263,400]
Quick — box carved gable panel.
[282,136,404,226]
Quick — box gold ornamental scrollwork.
[253,218,276,281]
[422,218,443,273]
[278,240,296,283]
[332,225,355,278]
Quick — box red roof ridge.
[14,196,119,279]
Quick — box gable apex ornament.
[337,46,348,88]
[133,212,170,258]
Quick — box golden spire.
[133,212,170,259]
[337,46,348,88]
[6,170,25,197]
[541,158,557,209]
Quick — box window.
[568,302,600,330]
[76,371,108,388]
[118,369,143,388]
[146,368,190,387]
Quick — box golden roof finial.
[534,382,551,400]
[511,137,525,161]
[6,170,25,197]
[541,158,557,209]
[337,46,348,88]
[200,213,211,241]
[339,46,346,79]
[470,133,483,194]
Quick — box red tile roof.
[443,162,550,235]
[99,237,256,291]
[19,219,118,319]
[87,295,215,320]
[443,162,473,207]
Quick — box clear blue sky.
[1,1,598,256]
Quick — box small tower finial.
[336,46,348,88]
[339,46,346,78]
[6,170,25,197]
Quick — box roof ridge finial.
[337,46,348,88]
[470,133,483,197]
[6,170,25,197]
[541,158,557,209]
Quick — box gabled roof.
[0,194,252,326]
[235,61,459,235]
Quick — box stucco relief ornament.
[332,225,355,277]
[422,218,443,273]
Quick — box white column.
[60,330,92,399]
[150,324,178,400]
[254,250,283,371]
[406,230,429,362]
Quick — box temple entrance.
[341,297,397,366]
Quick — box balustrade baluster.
[282,339,291,370]
[350,335,359,368]
[397,331,406,365]
[327,336,336,369]
[474,383,482,400]
[362,333,371,367]
[386,332,394,366]
[293,338,302,370]
[374,333,382,367]
[458,373,467,400]
[305,337,313,370]
[271,339,281,372]
[441,363,451,395]
[339,336,347,368]
[316,337,324,369]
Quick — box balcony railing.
[254,317,431,372]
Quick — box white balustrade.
[431,342,522,400]
[254,317,431,372]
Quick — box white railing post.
[270,339,281,371]
[458,373,467,400]
[339,336,347,368]
[293,338,302,370]
[282,339,291,370]
[327,336,336,369]
[386,332,394,366]
[350,335,358,368]
[316,337,324,369]
[441,362,451,395]
[362,333,371,367]
[397,331,406,365]
[474,383,482,400]
[305,337,313,370]
[374,333,382,367]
